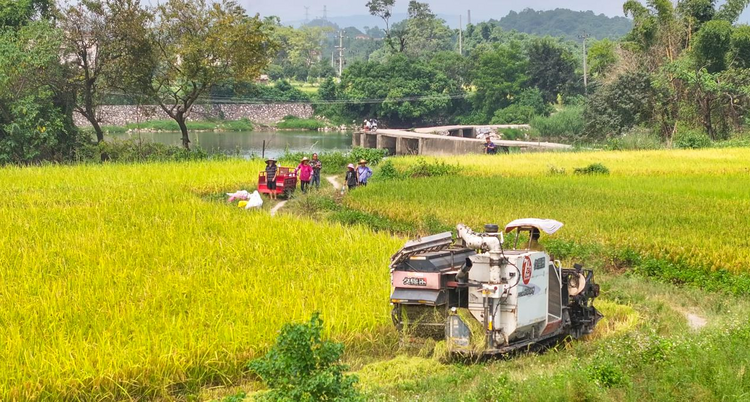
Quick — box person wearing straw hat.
[356,159,373,186]
[265,158,278,200]
[295,156,314,193]
[345,163,358,190]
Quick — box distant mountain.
[287,8,632,41]
[496,8,632,40]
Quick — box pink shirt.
[296,163,313,181]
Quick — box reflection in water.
[113,130,353,159]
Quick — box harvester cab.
[390,219,602,357]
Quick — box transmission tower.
[322,5,328,20]
[304,6,310,23]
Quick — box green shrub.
[276,116,327,131]
[248,313,362,402]
[574,163,610,175]
[405,159,460,178]
[500,128,526,141]
[376,160,403,180]
[530,106,585,140]
[586,358,628,388]
[674,129,712,149]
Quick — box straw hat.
[358,159,367,165]
[347,163,355,169]
[265,157,276,162]
[301,157,310,162]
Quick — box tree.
[143,0,275,149]
[366,0,396,50]
[730,25,750,68]
[526,38,577,104]
[0,21,80,164]
[693,19,733,72]
[403,1,452,58]
[588,39,618,78]
[61,0,153,145]
[0,0,54,27]
[471,43,529,121]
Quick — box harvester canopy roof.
[505,218,564,235]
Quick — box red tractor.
[258,166,298,198]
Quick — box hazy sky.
[241,0,750,24]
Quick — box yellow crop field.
[0,161,401,400]
[347,149,750,279]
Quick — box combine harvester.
[390,219,602,356]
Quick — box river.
[113,130,353,159]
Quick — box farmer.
[484,136,497,155]
[345,163,358,190]
[311,153,322,190]
[529,228,544,251]
[295,157,314,193]
[356,159,373,186]
[265,158,278,200]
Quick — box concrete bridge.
[352,125,572,156]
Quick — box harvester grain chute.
[390,218,602,356]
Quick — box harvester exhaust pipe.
[457,224,504,282]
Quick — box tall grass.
[0,161,401,399]
[275,115,327,131]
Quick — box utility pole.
[579,31,590,95]
[467,10,471,25]
[336,30,345,77]
[458,15,463,56]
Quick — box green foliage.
[471,43,529,122]
[0,21,81,165]
[526,38,578,103]
[586,357,628,388]
[276,116,326,131]
[530,106,585,140]
[730,25,750,68]
[211,80,311,103]
[220,391,247,402]
[574,163,610,175]
[491,88,551,124]
[588,39,618,78]
[500,128,526,141]
[693,19,733,72]
[119,119,254,132]
[673,128,712,149]
[584,72,653,139]
[375,160,402,180]
[405,158,460,178]
[248,313,362,402]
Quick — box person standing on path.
[345,164,358,190]
[295,157,314,193]
[356,159,373,186]
[311,153,322,190]
[265,158,278,200]
[484,136,497,154]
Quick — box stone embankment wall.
[73,104,314,127]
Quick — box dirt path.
[327,175,342,190]
[270,200,287,217]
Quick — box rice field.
[0,161,401,400]
[347,149,750,278]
